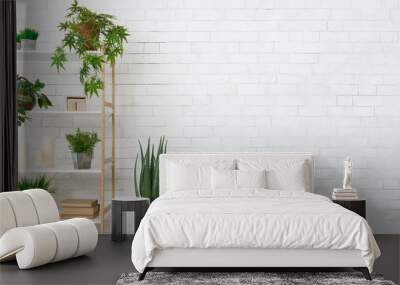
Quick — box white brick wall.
[18,0,400,233]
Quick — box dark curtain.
[0,0,17,192]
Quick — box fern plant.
[66,128,100,153]
[51,0,129,97]
[134,137,167,201]
[18,175,54,193]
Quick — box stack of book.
[332,188,358,200]
[60,199,99,219]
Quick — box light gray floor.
[0,235,398,285]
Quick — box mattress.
[131,190,380,273]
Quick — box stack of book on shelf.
[332,188,358,200]
[60,199,99,219]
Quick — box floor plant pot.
[21,39,37,50]
[71,152,93,169]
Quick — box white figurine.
[342,156,353,190]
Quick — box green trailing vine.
[51,0,129,97]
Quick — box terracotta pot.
[18,92,36,111]
[76,22,99,51]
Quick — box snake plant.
[134,136,167,201]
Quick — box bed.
[131,153,380,280]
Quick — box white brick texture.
[18,0,400,233]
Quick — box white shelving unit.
[18,50,116,234]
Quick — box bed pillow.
[238,159,308,192]
[236,169,267,189]
[211,168,237,191]
[166,162,211,191]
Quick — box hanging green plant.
[51,0,129,97]
[17,75,53,126]
[134,137,167,202]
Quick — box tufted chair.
[0,189,98,269]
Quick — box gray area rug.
[117,272,396,285]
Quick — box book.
[333,188,357,193]
[62,205,99,216]
[332,193,359,200]
[332,192,358,197]
[60,209,99,220]
[61,199,98,208]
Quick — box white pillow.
[211,168,237,191]
[237,169,267,189]
[167,162,211,191]
[238,159,308,192]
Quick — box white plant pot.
[21,39,36,50]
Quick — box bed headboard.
[159,152,314,195]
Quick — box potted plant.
[66,128,100,169]
[19,27,39,50]
[18,175,54,192]
[51,0,129,97]
[18,175,56,200]
[17,75,53,126]
[134,136,167,201]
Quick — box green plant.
[16,34,21,43]
[51,0,129,97]
[18,175,54,193]
[17,75,53,126]
[19,27,39,40]
[66,128,100,153]
[134,137,167,201]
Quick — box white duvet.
[131,190,380,273]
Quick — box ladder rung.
[104,101,113,108]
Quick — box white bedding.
[131,190,380,273]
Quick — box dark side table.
[332,199,366,218]
[112,197,150,242]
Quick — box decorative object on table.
[60,198,99,219]
[343,156,353,190]
[17,175,54,192]
[66,128,100,169]
[67,96,87,111]
[112,197,150,242]
[18,27,39,50]
[116,272,393,285]
[332,156,358,200]
[0,189,98,269]
[332,199,366,218]
[51,0,129,97]
[16,33,21,50]
[134,136,167,202]
[17,75,53,126]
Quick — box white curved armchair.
[0,189,98,269]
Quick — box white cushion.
[211,168,237,191]
[237,169,267,189]
[167,162,211,191]
[24,189,59,224]
[1,192,39,227]
[0,196,16,237]
[238,159,307,191]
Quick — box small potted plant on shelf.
[51,0,129,97]
[19,27,39,50]
[66,128,100,169]
[17,75,53,126]
[18,175,56,200]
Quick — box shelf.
[29,110,101,115]
[26,168,101,174]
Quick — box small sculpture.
[342,156,353,190]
